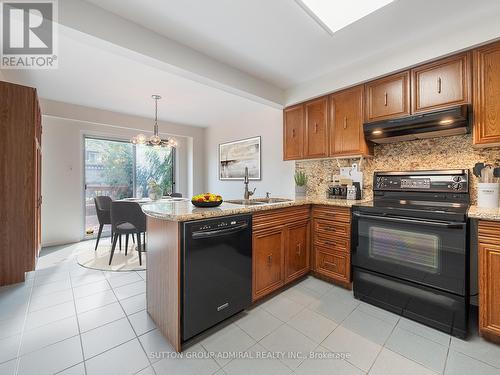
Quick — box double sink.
[226,198,292,206]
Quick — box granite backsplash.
[295,134,500,204]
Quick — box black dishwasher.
[182,214,252,341]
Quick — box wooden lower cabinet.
[312,206,352,286]
[253,228,285,299]
[252,206,310,301]
[478,220,500,343]
[285,220,310,283]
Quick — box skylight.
[296,0,395,34]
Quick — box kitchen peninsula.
[142,198,366,351]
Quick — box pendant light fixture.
[131,95,177,147]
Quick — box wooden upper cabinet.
[473,41,500,146]
[365,71,410,122]
[283,105,304,160]
[305,97,328,158]
[285,221,310,283]
[412,53,471,113]
[329,86,372,157]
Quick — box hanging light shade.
[131,95,177,147]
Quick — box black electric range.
[351,169,470,338]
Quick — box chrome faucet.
[244,167,256,200]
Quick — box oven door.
[351,211,467,295]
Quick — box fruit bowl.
[191,200,223,208]
[191,193,223,208]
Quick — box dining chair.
[94,196,112,251]
[109,201,146,266]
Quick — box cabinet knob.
[267,254,273,266]
[437,77,442,94]
[292,129,295,137]
[314,122,318,133]
[296,243,302,256]
[384,92,388,106]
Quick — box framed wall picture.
[219,136,261,180]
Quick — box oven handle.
[352,212,465,228]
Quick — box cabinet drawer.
[314,232,350,252]
[479,220,500,244]
[314,219,350,239]
[312,206,351,223]
[315,248,350,282]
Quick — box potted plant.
[294,171,308,199]
[148,179,163,201]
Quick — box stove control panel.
[374,170,469,193]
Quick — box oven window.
[369,227,440,273]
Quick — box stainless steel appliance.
[351,170,470,338]
[182,214,252,341]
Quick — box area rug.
[77,243,146,271]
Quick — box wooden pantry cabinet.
[365,71,411,122]
[311,206,352,287]
[478,220,500,343]
[0,81,42,286]
[252,206,310,300]
[329,85,372,157]
[412,53,471,113]
[473,41,500,146]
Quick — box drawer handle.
[384,92,388,106]
[323,240,335,246]
[324,260,337,269]
[437,77,442,94]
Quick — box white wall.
[286,9,500,105]
[205,103,294,200]
[41,101,205,247]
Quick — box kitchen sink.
[226,199,265,206]
[253,198,293,204]
[226,198,292,206]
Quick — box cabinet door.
[329,86,371,156]
[473,42,500,146]
[365,71,410,122]
[285,221,310,282]
[253,229,284,300]
[283,105,304,160]
[412,53,471,113]
[479,242,500,340]
[305,97,328,158]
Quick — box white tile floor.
[1,241,500,375]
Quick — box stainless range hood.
[364,105,470,144]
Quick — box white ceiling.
[1,28,277,128]
[3,0,500,128]
[85,0,500,89]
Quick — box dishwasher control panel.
[189,215,250,233]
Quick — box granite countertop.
[142,197,370,222]
[468,205,500,221]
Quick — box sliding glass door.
[84,136,175,237]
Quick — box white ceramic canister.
[477,183,500,209]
